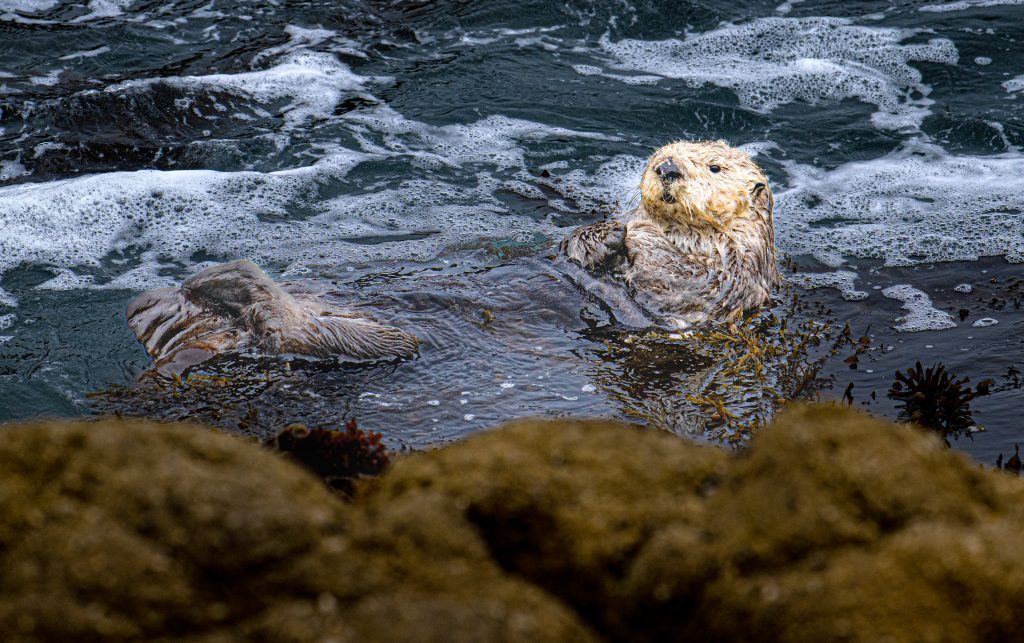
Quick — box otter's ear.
[751,182,773,220]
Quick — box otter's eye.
[709,164,721,173]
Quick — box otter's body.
[561,140,780,328]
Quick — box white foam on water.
[32,141,68,158]
[58,45,111,60]
[0,160,29,181]
[345,105,618,171]
[0,0,57,11]
[776,139,1024,266]
[776,0,806,14]
[0,105,625,300]
[570,62,661,86]
[0,150,367,298]
[881,285,957,332]
[251,25,366,64]
[104,51,386,128]
[69,0,134,23]
[29,71,61,86]
[920,0,1024,12]
[973,317,999,327]
[793,270,868,300]
[573,64,602,76]
[738,141,781,157]
[593,17,958,131]
[189,1,225,19]
[1004,74,1024,93]
[0,314,14,331]
[987,121,1020,151]
[556,154,646,213]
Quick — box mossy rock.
[0,418,593,642]
[366,408,1024,643]
[673,405,1024,643]
[364,418,729,636]
[5,408,1024,642]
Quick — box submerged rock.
[3,407,1024,642]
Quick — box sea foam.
[103,51,383,128]
[0,0,57,11]
[920,0,1024,12]
[591,17,958,131]
[776,139,1024,266]
[0,104,621,303]
[793,270,868,301]
[882,285,957,332]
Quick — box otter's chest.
[664,227,738,269]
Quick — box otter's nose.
[656,159,685,182]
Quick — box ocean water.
[1,0,1022,459]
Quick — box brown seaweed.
[266,418,390,495]
[888,361,992,441]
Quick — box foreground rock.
[3,406,1024,641]
[0,418,591,642]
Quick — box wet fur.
[561,140,780,328]
[127,260,419,375]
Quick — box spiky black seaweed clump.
[888,361,991,440]
[267,418,390,495]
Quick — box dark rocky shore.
[3,405,1023,642]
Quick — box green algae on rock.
[636,405,1024,642]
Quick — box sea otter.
[126,140,773,375]
[561,140,780,328]
[126,259,419,376]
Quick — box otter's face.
[639,140,771,231]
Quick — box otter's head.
[639,140,773,232]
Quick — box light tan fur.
[127,259,419,376]
[561,140,780,328]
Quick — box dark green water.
[1,0,1023,459]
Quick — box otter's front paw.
[623,220,673,264]
[603,220,627,248]
[561,220,627,269]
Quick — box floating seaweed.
[266,418,390,496]
[996,445,1022,475]
[888,361,992,442]
[88,354,380,439]
[594,291,839,443]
